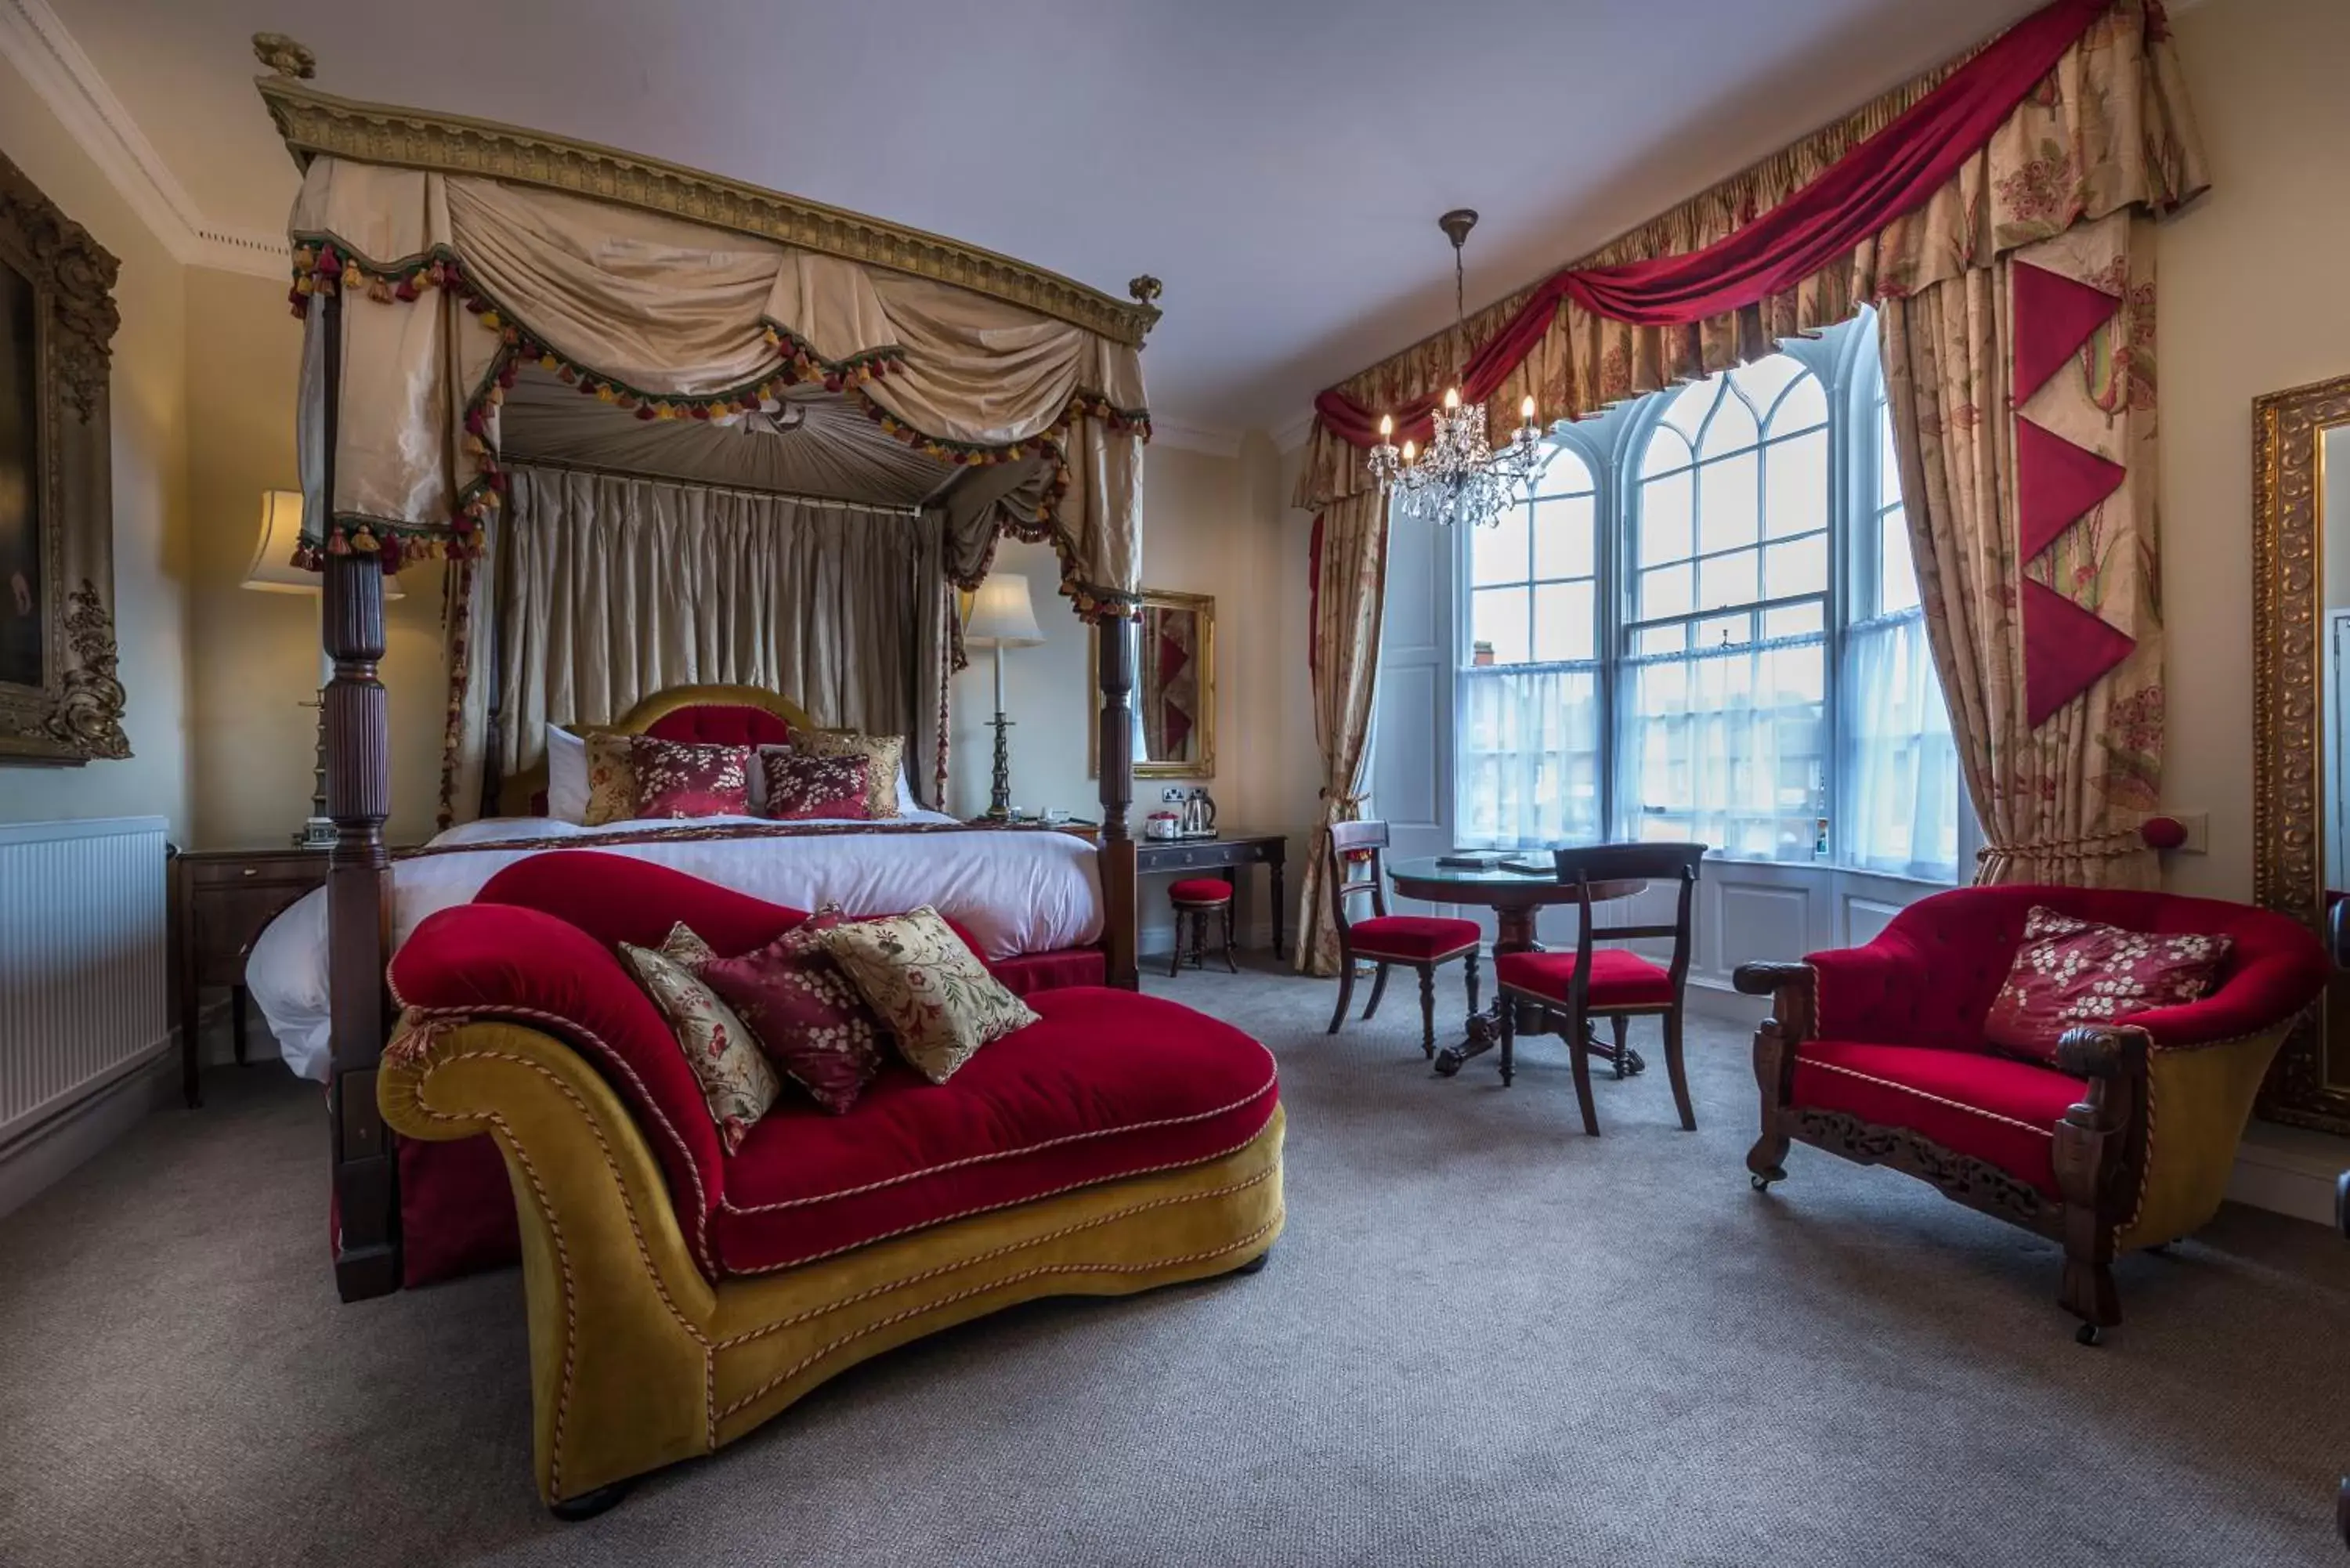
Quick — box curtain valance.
[289,160,1149,618]
[1293,0,2204,511]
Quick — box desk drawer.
[190,887,316,985]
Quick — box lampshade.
[244,490,401,598]
[961,573,1044,648]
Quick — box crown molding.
[0,0,286,280]
[1272,408,1318,454]
[1149,419,1244,458]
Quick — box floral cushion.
[630,735,752,819]
[1982,905,2232,1063]
[618,922,779,1151]
[797,730,905,820]
[582,732,637,826]
[694,909,887,1115]
[760,751,874,821]
[821,905,1039,1082]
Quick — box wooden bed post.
[318,289,400,1302]
[1097,616,1139,989]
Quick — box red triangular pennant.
[2015,417,2126,562]
[2023,577,2135,728]
[2012,261,2120,403]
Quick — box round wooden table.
[1384,856,1646,1079]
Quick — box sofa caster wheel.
[2074,1323,2103,1347]
[1749,1169,1784,1192]
[1232,1248,1271,1277]
[549,1481,634,1522]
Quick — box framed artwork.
[0,150,125,764]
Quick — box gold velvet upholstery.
[379,1020,1283,1506]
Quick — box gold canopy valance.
[261,79,1156,620]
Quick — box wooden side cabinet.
[174,847,330,1107]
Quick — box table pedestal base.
[1431,998,1649,1080]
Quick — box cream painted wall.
[947,440,1325,950]
[2159,0,2350,899]
[0,54,190,836]
[182,268,447,849]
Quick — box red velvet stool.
[1168,878,1238,977]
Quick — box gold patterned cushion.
[583,732,637,826]
[620,921,779,1151]
[797,730,905,820]
[819,906,1038,1083]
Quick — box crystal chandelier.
[1366,209,1544,529]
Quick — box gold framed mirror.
[1090,588,1213,779]
[2251,373,2350,1133]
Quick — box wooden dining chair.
[1493,843,1705,1135]
[1325,821,1483,1057]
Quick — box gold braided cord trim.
[712,1165,1280,1351]
[1975,828,2148,865]
[1804,1057,2057,1138]
[718,1212,1285,1422]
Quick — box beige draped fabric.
[459,466,950,819]
[1294,493,1390,977]
[1880,214,2162,888]
[1290,0,2201,901]
[291,159,1144,616]
[1292,0,2202,514]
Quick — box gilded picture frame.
[1089,588,1215,781]
[2251,372,2350,1133]
[0,150,126,765]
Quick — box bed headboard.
[495,683,819,818]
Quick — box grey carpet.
[4,958,2348,1567]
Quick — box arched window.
[1446,310,1961,878]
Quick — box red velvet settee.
[1733,884,2326,1342]
[392,851,1109,1286]
[376,856,1282,1512]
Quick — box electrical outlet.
[2172,811,2209,854]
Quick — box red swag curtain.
[1312,0,2112,451]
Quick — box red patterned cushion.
[1495,948,1674,1007]
[629,735,751,819]
[760,751,873,821]
[1982,905,2231,1062]
[1169,877,1232,904]
[1348,914,1480,962]
[710,987,1278,1276]
[695,909,886,1115]
[1791,1038,2082,1199]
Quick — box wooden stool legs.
[1169,901,1238,977]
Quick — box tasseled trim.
[385,1006,469,1066]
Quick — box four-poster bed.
[251,70,1164,1302]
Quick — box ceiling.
[33,0,2051,439]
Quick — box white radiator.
[0,817,169,1146]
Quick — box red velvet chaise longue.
[377,854,1285,1516]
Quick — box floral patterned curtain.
[1295,493,1390,976]
[1293,0,2203,892]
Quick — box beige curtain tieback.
[1975,829,2146,865]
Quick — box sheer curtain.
[1616,634,1827,860]
[1842,608,1960,880]
[1456,664,1603,850]
[487,465,951,811]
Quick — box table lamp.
[244,490,400,849]
[960,573,1044,820]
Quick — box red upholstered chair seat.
[1347,914,1480,962]
[1495,947,1675,1009]
[711,987,1278,1275]
[1169,878,1234,905]
[1789,1039,2081,1199]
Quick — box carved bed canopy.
[252,56,1157,1301]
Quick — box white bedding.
[248,811,1104,1082]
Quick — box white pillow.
[544,725,590,822]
